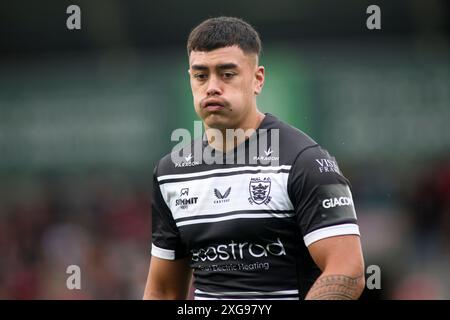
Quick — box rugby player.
[143,17,365,300]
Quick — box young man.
[143,17,365,300]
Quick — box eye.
[223,72,236,79]
[194,73,208,80]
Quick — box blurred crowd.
[350,155,450,299]
[0,171,151,299]
[0,156,449,299]
[393,155,450,299]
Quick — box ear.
[254,66,265,95]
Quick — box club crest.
[248,177,272,205]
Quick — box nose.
[206,75,223,96]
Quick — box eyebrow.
[191,63,239,71]
[216,63,238,70]
[191,64,208,71]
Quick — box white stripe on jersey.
[195,289,298,296]
[157,165,292,182]
[195,297,300,300]
[194,289,299,300]
[159,171,294,222]
[176,212,295,227]
[151,243,175,260]
[303,223,360,247]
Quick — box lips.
[201,99,226,109]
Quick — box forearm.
[143,275,192,300]
[305,273,365,300]
[143,287,189,300]
[143,256,192,300]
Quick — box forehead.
[189,46,255,68]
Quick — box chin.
[203,113,231,129]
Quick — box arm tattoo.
[305,274,364,300]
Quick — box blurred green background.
[1,0,449,299]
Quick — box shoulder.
[263,115,347,185]
[153,137,203,178]
[293,145,343,176]
[264,114,327,164]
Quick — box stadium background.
[1,0,449,299]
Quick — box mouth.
[202,99,226,111]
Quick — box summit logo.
[175,188,198,210]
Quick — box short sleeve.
[288,146,360,247]
[151,163,189,260]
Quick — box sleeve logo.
[322,196,353,209]
[317,184,357,220]
[315,158,340,174]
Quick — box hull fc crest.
[248,177,272,205]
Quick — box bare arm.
[143,256,192,300]
[305,235,365,300]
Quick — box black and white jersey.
[151,113,360,300]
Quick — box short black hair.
[187,17,261,57]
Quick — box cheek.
[228,82,248,100]
[239,79,255,99]
[242,74,255,89]
[190,85,201,104]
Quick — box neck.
[204,109,265,153]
